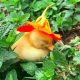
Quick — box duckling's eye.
[42,39,49,44]
[38,40,48,49]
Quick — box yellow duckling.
[11,4,61,61]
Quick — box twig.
[24,77,35,79]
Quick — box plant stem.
[24,77,35,79]
[41,3,55,17]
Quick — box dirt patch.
[62,26,80,44]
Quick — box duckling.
[11,4,61,61]
[11,29,53,61]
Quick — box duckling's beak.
[48,44,54,51]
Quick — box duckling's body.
[11,30,52,61]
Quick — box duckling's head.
[29,29,53,50]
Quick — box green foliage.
[73,51,80,64]
[70,36,80,46]
[42,59,55,77]
[52,45,68,67]
[74,14,80,22]
[5,69,18,80]
[20,62,37,76]
[35,70,48,80]
[0,24,16,40]
[0,0,80,80]
[0,48,17,72]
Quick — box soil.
[59,26,80,50]
[61,26,80,44]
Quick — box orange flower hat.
[17,4,62,41]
